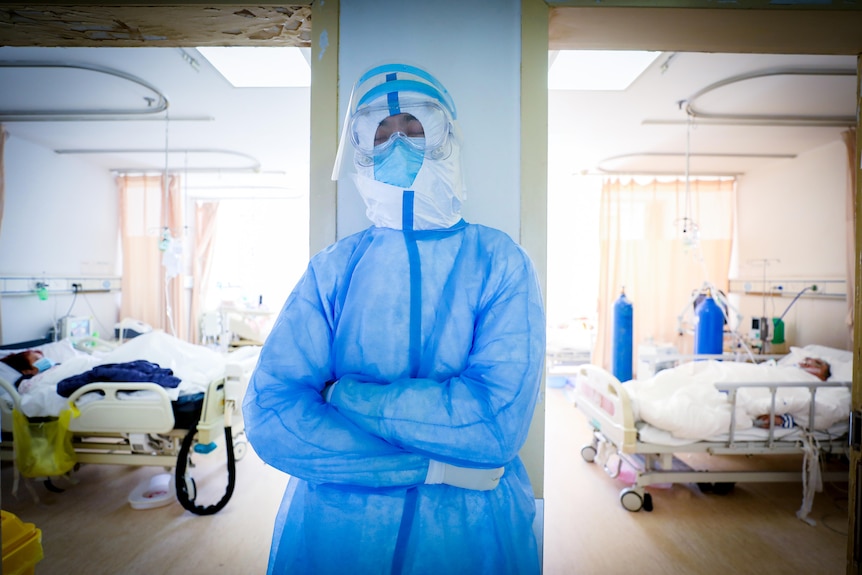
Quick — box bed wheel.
[642,492,653,512]
[580,445,597,463]
[712,482,735,495]
[43,479,65,493]
[620,488,645,512]
[697,482,735,495]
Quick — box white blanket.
[625,359,851,441]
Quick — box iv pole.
[749,258,780,351]
[671,110,751,360]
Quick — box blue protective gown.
[243,218,545,574]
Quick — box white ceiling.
[549,51,857,178]
[0,46,312,194]
[0,46,857,190]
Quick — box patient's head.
[0,350,45,376]
[799,357,830,381]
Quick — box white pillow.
[829,361,853,383]
[799,344,853,366]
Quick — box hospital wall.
[732,138,851,350]
[0,133,120,345]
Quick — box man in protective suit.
[243,62,545,575]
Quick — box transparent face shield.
[332,63,458,180]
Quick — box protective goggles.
[349,100,453,165]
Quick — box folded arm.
[329,253,546,468]
[242,269,428,488]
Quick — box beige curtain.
[843,128,856,341]
[118,174,184,334]
[189,201,220,344]
[594,178,735,374]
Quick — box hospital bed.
[562,345,852,521]
[0,332,260,515]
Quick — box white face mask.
[353,139,465,231]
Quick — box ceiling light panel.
[549,50,660,91]
[196,46,310,88]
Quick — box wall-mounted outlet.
[34,280,69,292]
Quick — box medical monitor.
[58,316,92,339]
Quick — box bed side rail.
[0,374,21,407]
[67,382,175,434]
[715,380,851,446]
[0,375,21,433]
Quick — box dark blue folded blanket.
[57,360,182,398]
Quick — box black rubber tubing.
[175,424,236,515]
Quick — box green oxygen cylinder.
[771,317,785,344]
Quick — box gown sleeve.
[328,243,546,469]
[242,261,429,488]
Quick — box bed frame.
[567,363,850,513]
[0,356,255,515]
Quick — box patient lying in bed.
[0,349,54,385]
[752,357,831,429]
[624,346,851,441]
[1,332,231,418]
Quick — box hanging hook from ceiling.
[679,110,699,242]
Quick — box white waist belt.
[424,460,504,491]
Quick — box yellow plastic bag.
[12,404,79,478]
